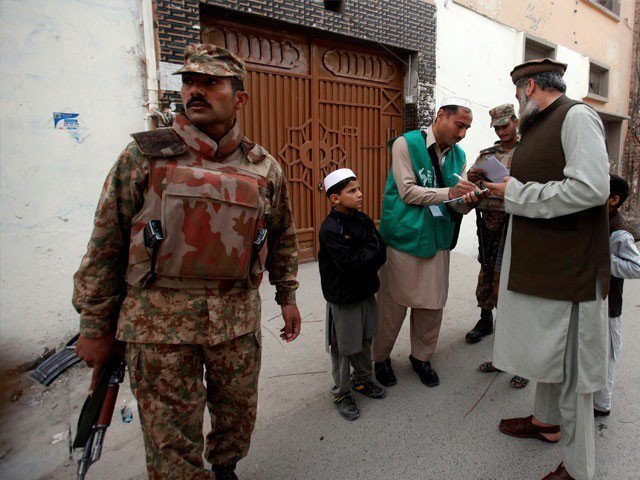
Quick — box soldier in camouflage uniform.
[464,104,518,345]
[73,44,301,480]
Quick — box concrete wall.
[0,0,147,367]
[453,0,634,115]
[453,0,635,166]
[435,0,600,257]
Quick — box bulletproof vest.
[126,127,270,290]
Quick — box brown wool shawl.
[508,95,610,302]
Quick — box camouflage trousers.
[475,209,507,310]
[126,330,261,480]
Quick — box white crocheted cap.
[324,168,357,192]
[440,96,472,110]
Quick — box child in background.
[318,168,387,421]
[593,174,640,416]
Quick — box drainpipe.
[141,0,159,129]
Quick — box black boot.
[465,309,494,344]
[409,355,439,387]
[212,463,238,480]
[374,358,397,386]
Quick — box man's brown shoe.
[499,415,560,443]
[541,463,575,479]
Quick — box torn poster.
[53,112,83,143]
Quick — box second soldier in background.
[465,104,529,389]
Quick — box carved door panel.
[314,41,404,227]
[201,19,404,262]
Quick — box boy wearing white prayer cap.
[318,168,388,421]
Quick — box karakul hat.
[510,58,567,85]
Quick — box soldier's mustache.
[188,97,211,108]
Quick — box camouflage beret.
[510,58,567,85]
[489,103,515,127]
[173,44,245,81]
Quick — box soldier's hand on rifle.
[280,305,301,342]
[448,179,476,199]
[75,333,122,392]
[484,176,513,199]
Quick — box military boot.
[465,308,494,344]
[212,464,238,480]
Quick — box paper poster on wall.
[53,112,83,143]
[159,61,183,92]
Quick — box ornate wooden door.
[313,40,404,230]
[202,20,404,261]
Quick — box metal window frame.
[585,0,621,20]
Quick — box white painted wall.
[435,0,596,257]
[0,0,147,367]
[436,0,521,257]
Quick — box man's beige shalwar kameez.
[493,105,609,480]
[372,128,470,363]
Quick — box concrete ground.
[1,253,638,480]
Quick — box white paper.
[471,155,510,183]
[159,61,183,92]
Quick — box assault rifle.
[475,209,488,272]
[73,355,126,480]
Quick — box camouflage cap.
[510,58,567,85]
[173,44,245,81]
[489,103,515,127]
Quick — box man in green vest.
[372,97,485,388]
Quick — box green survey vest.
[379,130,466,258]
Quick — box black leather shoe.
[409,355,439,387]
[374,358,397,386]
[334,393,360,421]
[465,310,494,344]
[212,464,238,480]
[594,408,610,417]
